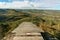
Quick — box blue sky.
[0,0,11,2]
[0,0,60,10]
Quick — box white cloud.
[0,2,9,8]
[0,0,60,9]
[8,1,33,9]
[0,1,37,9]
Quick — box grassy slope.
[0,9,60,37]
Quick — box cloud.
[0,0,60,9]
[0,1,30,9]
[8,1,33,9]
[0,2,9,8]
[0,1,40,9]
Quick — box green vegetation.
[0,9,60,40]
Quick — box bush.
[55,32,60,40]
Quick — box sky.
[0,0,60,10]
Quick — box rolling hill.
[0,9,60,40]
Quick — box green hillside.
[0,9,60,40]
